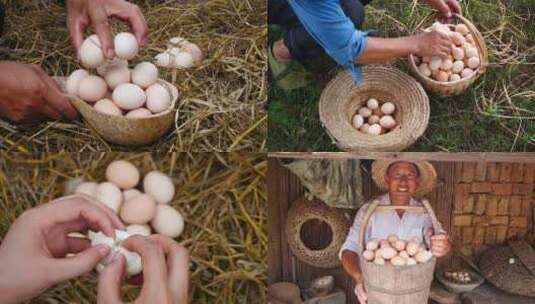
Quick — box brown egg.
[434,70,449,82]
[455,24,470,36]
[461,68,474,78]
[440,58,453,71]
[106,160,140,189]
[450,32,466,46]
[120,194,157,224]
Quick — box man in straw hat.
[339,160,451,303]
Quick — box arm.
[341,250,363,283]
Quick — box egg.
[105,160,140,189]
[114,32,139,60]
[104,67,131,89]
[145,83,172,114]
[155,52,172,68]
[126,224,151,236]
[143,171,175,204]
[367,124,382,135]
[381,102,396,115]
[449,74,461,82]
[359,123,370,133]
[358,107,372,118]
[97,58,128,76]
[393,240,406,251]
[440,58,453,70]
[366,240,379,251]
[467,56,480,69]
[94,99,123,116]
[75,181,98,197]
[352,114,364,129]
[452,47,465,60]
[95,182,123,213]
[379,240,391,248]
[112,83,146,110]
[465,47,478,59]
[465,34,474,44]
[406,258,417,266]
[120,194,157,224]
[379,115,396,129]
[398,251,410,259]
[181,42,203,65]
[450,32,465,46]
[368,115,380,125]
[123,189,142,201]
[429,56,442,71]
[372,108,383,117]
[151,204,184,238]
[415,250,433,263]
[379,247,397,260]
[387,234,399,243]
[125,108,153,118]
[79,35,105,68]
[434,70,449,82]
[366,98,379,110]
[461,68,474,78]
[391,256,406,266]
[452,60,465,73]
[418,63,432,77]
[174,52,194,69]
[406,241,419,256]
[363,250,375,261]
[78,75,107,102]
[373,257,385,265]
[131,62,158,88]
[455,24,469,36]
[66,69,89,95]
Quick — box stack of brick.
[452,163,535,255]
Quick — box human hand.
[0,61,77,123]
[430,233,451,257]
[0,195,125,304]
[98,234,189,304]
[411,31,452,58]
[354,282,367,304]
[423,0,461,21]
[67,0,148,60]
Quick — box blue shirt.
[287,0,370,83]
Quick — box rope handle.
[358,198,441,250]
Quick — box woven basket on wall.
[408,14,489,96]
[319,66,429,152]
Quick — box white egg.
[352,114,364,129]
[394,240,407,251]
[373,257,385,265]
[381,102,396,115]
[429,56,442,71]
[406,242,420,256]
[80,35,105,68]
[143,171,175,204]
[415,250,433,263]
[123,189,142,201]
[146,83,171,114]
[104,67,130,89]
[120,194,157,224]
[78,75,107,102]
[75,181,98,198]
[358,107,372,118]
[125,108,153,118]
[112,83,146,110]
[467,56,480,69]
[452,60,465,73]
[455,24,469,36]
[155,52,172,68]
[387,234,399,243]
[114,32,139,60]
[449,74,461,82]
[379,115,396,129]
[181,42,203,65]
[461,68,474,78]
[379,247,397,260]
[168,36,187,47]
[132,62,158,88]
[367,124,382,135]
[97,58,128,76]
[106,160,140,189]
[359,123,370,133]
[418,63,432,77]
[366,240,379,251]
[465,47,478,59]
[94,99,123,116]
[406,258,417,265]
[150,204,184,238]
[126,224,151,236]
[169,47,181,57]
[368,115,380,125]
[452,47,465,60]
[363,250,375,261]
[366,98,379,110]
[174,52,194,69]
[450,32,465,46]
[95,182,123,213]
[66,69,89,95]
[440,58,453,70]
[391,256,406,266]
[399,251,410,259]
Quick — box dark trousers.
[268,0,370,62]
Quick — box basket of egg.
[56,33,200,146]
[319,65,429,151]
[408,14,488,96]
[358,199,441,304]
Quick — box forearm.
[341,250,363,283]
[356,36,419,64]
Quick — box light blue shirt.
[287,0,370,83]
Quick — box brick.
[512,183,533,195]
[490,216,509,225]
[485,226,498,245]
[454,184,471,214]
[511,164,524,183]
[521,197,531,216]
[510,216,528,228]
[510,195,522,216]
[523,164,535,184]
[473,216,490,226]
[453,215,472,226]
[492,183,513,195]
[462,227,474,244]
[474,194,487,215]
[452,227,463,242]
[486,196,498,216]
[461,163,476,182]
[487,163,500,182]
[474,162,487,181]
[496,226,508,243]
[497,197,509,215]
[500,163,513,182]
[472,182,492,193]
[473,227,486,247]
[462,195,475,214]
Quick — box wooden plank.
[267,158,283,283]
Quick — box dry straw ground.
[0,0,267,152]
[0,152,267,303]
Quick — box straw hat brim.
[371,160,437,196]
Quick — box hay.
[0,152,267,303]
[0,0,267,152]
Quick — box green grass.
[268,0,535,152]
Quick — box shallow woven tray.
[319,65,429,152]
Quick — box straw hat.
[371,160,437,196]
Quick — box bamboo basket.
[359,199,441,304]
[55,77,179,146]
[319,66,429,151]
[408,14,489,96]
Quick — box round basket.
[55,77,179,146]
[435,268,484,294]
[359,199,441,304]
[285,198,350,269]
[408,14,489,96]
[319,66,429,152]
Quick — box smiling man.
[339,160,451,304]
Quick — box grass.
[268,0,535,152]
[0,0,267,152]
[0,152,267,303]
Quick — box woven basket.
[319,66,429,152]
[55,77,179,146]
[408,14,489,96]
[359,199,441,304]
[285,197,350,268]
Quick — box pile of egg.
[362,234,433,266]
[443,270,473,283]
[74,160,184,239]
[414,22,480,82]
[352,98,397,135]
[155,36,203,69]
[66,32,172,118]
